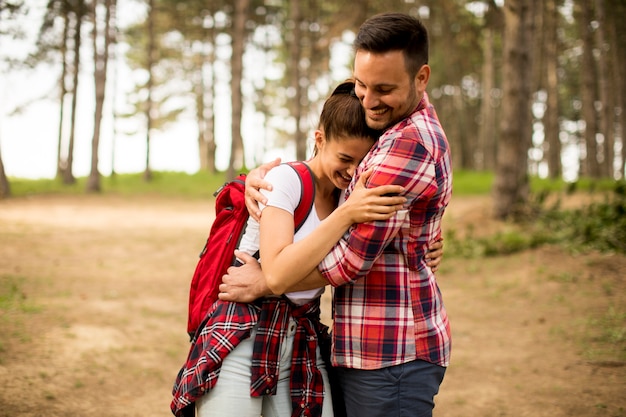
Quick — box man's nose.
[360,89,378,109]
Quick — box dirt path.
[0,194,624,416]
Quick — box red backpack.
[186,161,315,338]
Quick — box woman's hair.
[318,80,381,144]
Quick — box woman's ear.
[314,129,325,150]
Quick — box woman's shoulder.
[264,162,303,185]
[262,162,306,206]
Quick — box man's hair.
[354,13,429,78]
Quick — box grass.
[6,169,620,199]
[7,170,230,199]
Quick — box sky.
[1,1,230,179]
[0,0,353,179]
[0,0,349,180]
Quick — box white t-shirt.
[237,164,325,305]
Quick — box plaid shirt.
[320,93,452,370]
[171,297,329,417]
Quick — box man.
[220,13,452,417]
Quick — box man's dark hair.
[354,13,429,79]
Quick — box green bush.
[445,180,626,257]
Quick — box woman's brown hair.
[318,80,381,144]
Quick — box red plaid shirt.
[171,297,329,417]
[320,93,452,370]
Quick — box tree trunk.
[544,0,561,179]
[143,0,155,182]
[0,145,10,199]
[197,16,216,174]
[87,0,115,193]
[227,0,249,181]
[609,0,626,179]
[479,2,503,172]
[478,26,496,171]
[56,9,69,179]
[593,0,613,178]
[63,3,84,185]
[288,0,305,162]
[494,0,535,220]
[577,1,600,178]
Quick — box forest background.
[0,0,624,219]
[1,1,625,416]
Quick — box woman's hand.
[339,169,407,224]
[244,158,281,221]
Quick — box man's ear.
[415,64,431,90]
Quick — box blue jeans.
[335,359,446,417]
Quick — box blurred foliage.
[445,180,626,257]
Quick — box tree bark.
[87,0,115,193]
[143,0,155,182]
[577,1,600,178]
[478,26,496,171]
[608,0,626,179]
[494,0,535,220]
[63,2,84,185]
[593,0,613,178]
[227,0,249,181]
[0,145,10,199]
[197,11,216,174]
[288,0,305,162]
[479,1,503,172]
[56,8,69,179]
[544,0,561,179]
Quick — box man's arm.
[218,251,327,303]
[245,160,445,270]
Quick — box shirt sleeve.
[259,164,303,217]
[319,130,438,287]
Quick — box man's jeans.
[336,359,446,417]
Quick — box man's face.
[353,50,427,131]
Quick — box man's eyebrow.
[355,78,397,89]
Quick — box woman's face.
[317,134,374,190]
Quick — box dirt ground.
[0,193,624,417]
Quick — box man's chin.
[366,117,388,131]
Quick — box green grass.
[5,169,621,199]
[451,169,619,196]
[8,170,231,199]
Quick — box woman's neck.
[307,158,336,199]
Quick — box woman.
[172,81,407,417]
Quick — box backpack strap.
[285,161,315,233]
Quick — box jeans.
[336,359,446,417]
[196,317,334,417]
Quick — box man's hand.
[218,251,273,303]
[425,238,444,272]
[245,158,281,221]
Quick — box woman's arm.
[244,158,281,221]
[260,172,406,295]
